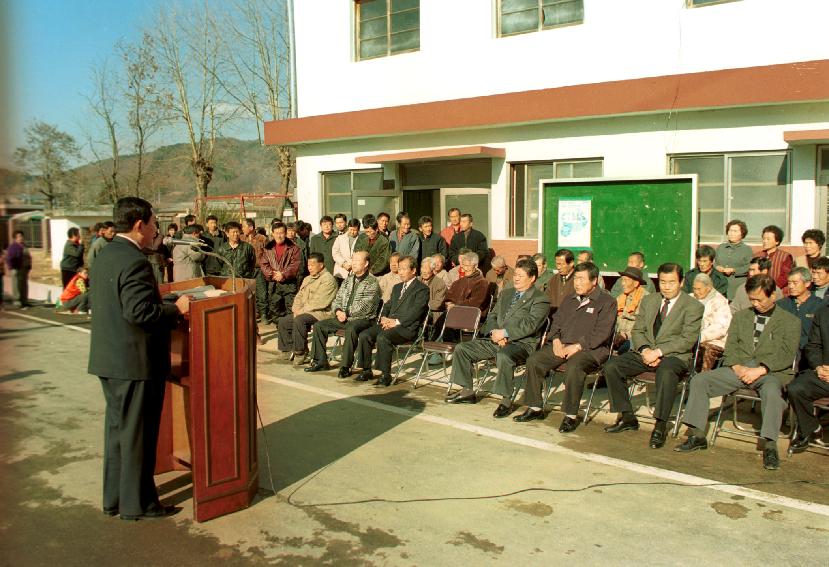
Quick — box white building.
[265,0,829,265]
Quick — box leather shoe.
[559,416,578,433]
[513,408,544,422]
[304,362,327,373]
[373,375,392,387]
[492,404,513,419]
[674,435,708,452]
[604,418,639,433]
[649,429,667,449]
[763,446,780,470]
[354,370,373,382]
[337,366,352,379]
[103,507,118,517]
[789,429,823,454]
[120,504,178,521]
[447,392,477,404]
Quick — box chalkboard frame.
[537,175,698,277]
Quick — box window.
[356,0,419,61]
[322,169,397,220]
[509,159,602,237]
[498,0,583,37]
[670,152,790,244]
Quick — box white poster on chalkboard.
[558,198,591,247]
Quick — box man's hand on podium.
[175,295,192,315]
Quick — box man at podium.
[88,197,191,521]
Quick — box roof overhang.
[355,145,506,164]
[784,128,829,145]
[265,59,829,146]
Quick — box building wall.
[293,0,829,117]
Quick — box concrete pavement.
[1,307,828,566]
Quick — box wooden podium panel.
[156,277,259,522]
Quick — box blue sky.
[1,0,257,169]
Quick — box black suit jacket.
[381,278,430,336]
[88,237,181,381]
[804,304,829,370]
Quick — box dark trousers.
[98,377,166,516]
[269,281,297,321]
[277,313,318,353]
[63,294,90,312]
[604,351,688,422]
[255,270,269,320]
[788,370,829,435]
[12,269,29,306]
[523,349,601,414]
[61,269,75,288]
[356,324,416,377]
[311,316,374,369]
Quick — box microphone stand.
[194,247,238,294]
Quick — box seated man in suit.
[305,251,380,378]
[446,258,550,412]
[777,267,823,356]
[277,252,338,366]
[602,263,704,449]
[513,261,616,431]
[676,274,800,470]
[788,303,829,453]
[355,255,430,386]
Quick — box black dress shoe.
[604,418,639,433]
[354,370,373,382]
[513,408,544,422]
[373,375,392,387]
[649,429,667,449]
[789,429,823,454]
[492,404,513,418]
[763,446,780,470]
[103,507,118,517]
[447,392,477,404]
[337,366,352,379]
[674,435,708,452]
[559,416,578,433]
[304,362,327,373]
[120,504,178,521]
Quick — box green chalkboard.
[541,176,697,275]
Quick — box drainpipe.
[287,0,297,119]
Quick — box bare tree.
[14,121,82,210]
[120,33,166,198]
[83,59,121,203]
[152,3,233,201]
[217,0,294,193]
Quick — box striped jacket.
[332,272,380,320]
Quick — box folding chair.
[390,311,431,385]
[709,356,796,447]
[787,397,829,457]
[412,306,482,393]
[473,318,551,400]
[628,338,704,438]
[541,328,617,425]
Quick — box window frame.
[355,0,420,61]
[320,168,390,218]
[497,0,584,38]
[668,150,792,245]
[686,0,742,8]
[508,158,603,238]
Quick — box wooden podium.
[155,276,259,522]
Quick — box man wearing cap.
[615,266,650,353]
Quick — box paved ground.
[2,306,829,566]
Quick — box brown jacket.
[446,269,490,316]
[292,270,338,321]
[260,238,301,283]
[245,232,268,265]
[546,270,576,312]
[421,274,447,312]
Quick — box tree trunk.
[192,156,214,200]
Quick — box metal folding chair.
[541,328,617,425]
[628,338,705,438]
[787,396,829,457]
[709,356,796,447]
[390,311,431,385]
[412,306,482,393]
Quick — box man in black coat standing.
[88,197,190,521]
[355,255,430,386]
[448,213,489,271]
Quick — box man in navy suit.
[355,255,430,386]
[88,197,190,521]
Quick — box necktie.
[509,291,521,308]
[400,282,409,297]
[653,298,670,337]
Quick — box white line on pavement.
[3,311,91,334]
[258,372,829,518]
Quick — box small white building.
[265,0,829,263]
